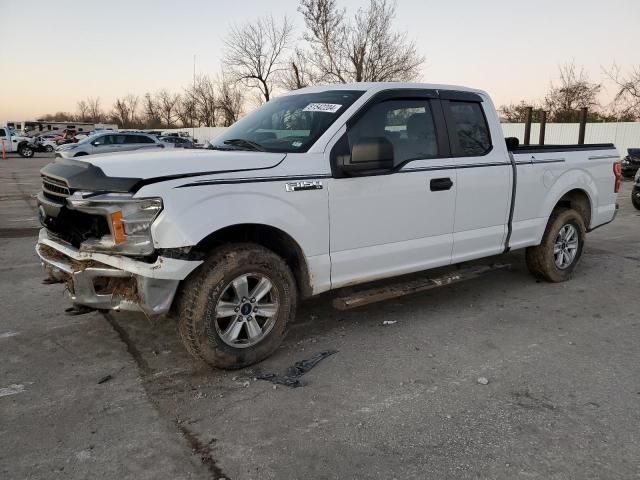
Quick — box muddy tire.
[177,243,297,369]
[525,208,586,282]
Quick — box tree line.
[35,0,640,128]
[37,0,424,129]
[499,62,640,123]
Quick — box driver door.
[328,94,457,288]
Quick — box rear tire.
[525,208,586,282]
[177,243,297,369]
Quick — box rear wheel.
[525,208,586,282]
[177,243,297,369]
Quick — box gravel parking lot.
[1,153,639,479]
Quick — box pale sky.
[1,0,638,123]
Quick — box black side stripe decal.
[175,159,566,188]
[176,174,332,188]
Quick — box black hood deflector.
[41,158,141,193]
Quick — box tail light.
[613,161,622,193]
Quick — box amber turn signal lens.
[110,211,127,244]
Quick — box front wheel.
[45,145,54,152]
[18,145,34,158]
[525,208,586,282]
[632,187,640,210]
[177,243,297,369]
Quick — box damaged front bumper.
[36,229,202,316]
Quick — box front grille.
[42,175,71,199]
[44,207,110,248]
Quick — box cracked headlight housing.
[67,192,163,256]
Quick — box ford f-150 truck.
[35,83,621,368]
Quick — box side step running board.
[332,263,511,310]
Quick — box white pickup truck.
[0,125,39,157]
[35,83,621,368]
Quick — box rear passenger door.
[131,135,162,150]
[440,93,512,263]
[91,134,118,154]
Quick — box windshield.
[210,90,364,153]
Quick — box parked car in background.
[36,82,620,369]
[621,148,640,178]
[36,135,63,152]
[159,136,195,148]
[55,132,164,158]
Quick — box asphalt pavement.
[1,153,639,479]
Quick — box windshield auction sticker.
[303,103,342,113]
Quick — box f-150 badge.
[285,180,323,192]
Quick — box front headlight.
[67,192,163,256]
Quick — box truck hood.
[41,149,287,193]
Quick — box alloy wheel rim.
[553,224,579,269]
[214,273,279,348]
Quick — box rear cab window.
[443,101,492,156]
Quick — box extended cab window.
[446,101,491,156]
[0,129,6,137]
[347,99,439,165]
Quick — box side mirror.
[339,137,394,174]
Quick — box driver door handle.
[430,177,453,191]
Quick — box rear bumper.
[36,229,202,316]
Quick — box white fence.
[501,122,640,156]
[161,127,227,144]
[163,122,640,155]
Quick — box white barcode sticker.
[302,103,342,113]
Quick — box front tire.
[632,187,640,210]
[45,145,54,152]
[525,208,586,282]
[18,145,34,158]
[177,243,297,369]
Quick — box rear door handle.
[430,177,453,191]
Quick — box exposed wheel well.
[194,224,313,298]
[554,189,591,228]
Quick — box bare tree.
[217,75,244,126]
[86,97,103,123]
[604,64,640,120]
[544,62,602,122]
[299,0,424,83]
[143,93,162,128]
[157,89,180,127]
[112,98,130,128]
[499,101,544,123]
[124,94,139,126]
[280,49,314,90]
[176,93,196,128]
[190,75,218,126]
[76,100,89,122]
[223,15,293,102]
